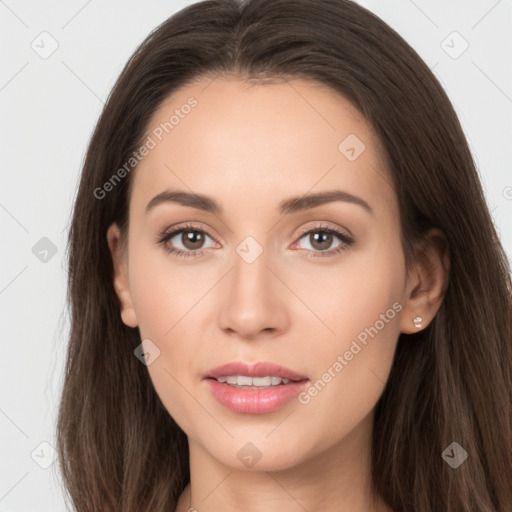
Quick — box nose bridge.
[217,233,289,337]
[230,233,274,306]
[232,236,270,296]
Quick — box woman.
[56,1,512,511]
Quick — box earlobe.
[106,222,139,328]
[399,228,450,334]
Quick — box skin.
[107,77,449,512]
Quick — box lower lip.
[204,378,309,414]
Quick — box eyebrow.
[145,189,374,216]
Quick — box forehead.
[130,77,396,221]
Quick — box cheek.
[289,245,405,434]
[330,246,405,380]
[295,312,399,453]
[127,246,209,432]
[129,243,206,339]
[285,233,406,348]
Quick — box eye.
[157,223,217,258]
[157,222,354,259]
[293,224,354,258]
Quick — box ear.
[399,228,450,334]
[106,222,138,328]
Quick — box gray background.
[1,0,511,509]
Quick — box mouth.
[204,360,308,385]
[203,361,309,414]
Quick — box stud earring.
[413,316,423,329]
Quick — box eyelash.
[156,222,354,259]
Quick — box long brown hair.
[56,1,512,510]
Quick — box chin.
[201,434,313,472]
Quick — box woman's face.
[108,77,415,471]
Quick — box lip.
[204,361,309,414]
[205,361,308,381]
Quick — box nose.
[216,242,290,340]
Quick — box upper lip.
[205,361,308,381]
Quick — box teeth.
[238,376,252,386]
[252,377,272,386]
[216,375,291,386]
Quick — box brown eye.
[180,230,206,250]
[308,231,334,251]
[294,225,354,258]
[298,229,341,252]
[158,224,217,258]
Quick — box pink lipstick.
[204,361,309,414]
